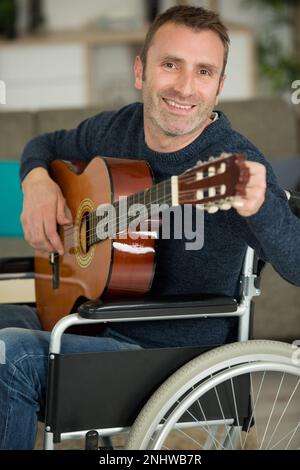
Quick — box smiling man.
[0,5,300,450]
[136,24,226,149]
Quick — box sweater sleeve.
[228,152,300,286]
[20,112,105,181]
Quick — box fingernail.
[233,200,244,208]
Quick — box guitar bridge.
[49,252,59,289]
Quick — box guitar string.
[60,159,238,238]
[55,160,244,250]
[61,183,239,252]
[61,184,227,245]
[62,170,235,240]
[61,172,200,236]
[61,158,243,239]
[62,194,173,251]
[62,187,237,252]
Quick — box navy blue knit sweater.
[20,103,300,347]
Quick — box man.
[0,5,299,450]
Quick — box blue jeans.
[0,304,142,450]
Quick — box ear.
[134,56,143,90]
[215,74,226,105]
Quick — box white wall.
[43,0,145,30]
[1,0,291,109]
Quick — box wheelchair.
[1,193,300,451]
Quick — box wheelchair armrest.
[0,256,34,279]
[78,295,238,321]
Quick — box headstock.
[178,152,249,213]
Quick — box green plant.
[0,0,17,38]
[244,0,300,92]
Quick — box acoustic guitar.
[35,153,249,330]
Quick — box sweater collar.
[140,108,232,166]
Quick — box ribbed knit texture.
[21,103,300,348]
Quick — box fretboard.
[87,178,173,247]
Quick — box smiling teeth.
[165,99,193,110]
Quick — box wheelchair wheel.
[126,340,300,450]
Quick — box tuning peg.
[197,159,203,165]
[219,199,232,210]
[196,171,204,181]
[217,162,226,174]
[205,203,219,214]
[208,156,215,161]
[220,152,232,159]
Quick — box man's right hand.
[21,168,72,255]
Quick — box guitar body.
[35,157,156,331]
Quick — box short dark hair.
[140,5,230,78]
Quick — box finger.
[235,183,266,198]
[28,219,54,253]
[31,239,55,253]
[64,204,73,224]
[232,196,244,208]
[243,162,266,180]
[57,196,72,225]
[44,214,64,255]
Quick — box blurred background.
[0,0,300,341]
[0,0,300,108]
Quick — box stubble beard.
[143,87,216,138]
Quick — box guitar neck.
[84,152,248,248]
[87,177,176,247]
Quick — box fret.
[114,201,119,235]
[117,197,125,233]
[89,178,173,247]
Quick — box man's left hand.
[233,161,266,217]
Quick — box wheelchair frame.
[43,245,263,450]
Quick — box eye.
[163,62,176,70]
[199,69,210,76]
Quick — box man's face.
[134,23,226,139]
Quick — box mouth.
[162,98,196,114]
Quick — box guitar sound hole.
[79,212,90,254]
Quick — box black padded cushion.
[79,295,238,320]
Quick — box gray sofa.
[0,97,299,340]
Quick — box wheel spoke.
[126,341,300,451]
[242,371,266,449]
[213,377,235,449]
[265,378,300,449]
[229,376,243,449]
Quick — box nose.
[173,69,195,98]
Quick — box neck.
[144,115,213,153]
[87,178,173,248]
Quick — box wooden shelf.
[0,28,147,49]
[0,20,254,49]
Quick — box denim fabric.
[0,304,142,450]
